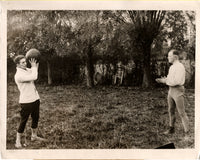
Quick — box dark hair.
[13,55,25,64]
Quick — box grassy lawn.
[6,84,195,149]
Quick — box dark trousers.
[17,100,40,133]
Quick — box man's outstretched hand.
[156,77,167,84]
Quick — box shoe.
[163,127,175,135]
[15,143,23,149]
[23,143,28,147]
[31,135,47,142]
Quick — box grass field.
[6,84,195,149]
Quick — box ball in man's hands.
[26,48,41,63]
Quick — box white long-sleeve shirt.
[166,61,185,87]
[14,67,40,103]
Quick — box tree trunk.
[142,44,152,88]
[85,45,94,88]
[47,60,52,85]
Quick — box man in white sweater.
[14,54,45,148]
[156,49,189,136]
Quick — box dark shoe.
[163,127,175,135]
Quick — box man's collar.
[173,60,179,65]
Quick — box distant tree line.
[7,10,195,88]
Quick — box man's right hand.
[29,58,37,68]
[156,77,166,84]
[156,78,162,83]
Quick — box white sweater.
[14,67,40,103]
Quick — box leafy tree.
[7,10,195,87]
[64,11,103,87]
[163,11,188,51]
[8,11,74,85]
[127,11,166,88]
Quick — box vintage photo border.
[0,0,200,159]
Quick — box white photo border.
[0,0,200,159]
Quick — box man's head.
[14,55,27,69]
[168,49,180,64]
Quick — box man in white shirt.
[14,54,45,148]
[156,49,189,136]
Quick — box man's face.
[18,58,27,69]
[167,51,174,64]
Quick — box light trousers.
[167,86,189,133]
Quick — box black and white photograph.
[0,0,199,159]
